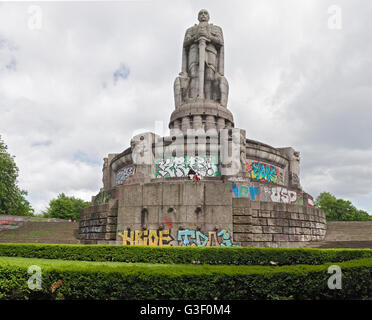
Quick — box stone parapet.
[232,198,326,248]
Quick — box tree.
[315,192,372,221]
[0,135,34,216]
[43,193,90,221]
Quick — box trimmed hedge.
[1,256,372,300]
[1,243,372,265]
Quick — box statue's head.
[198,9,210,22]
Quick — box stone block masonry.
[232,198,326,248]
[79,199,118,244]
[78,181,326,247]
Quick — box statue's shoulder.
[185,24,198,34]
[210,24,223,33]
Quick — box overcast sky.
[0,0,371,214]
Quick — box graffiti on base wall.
[155,156,220,178]
[118,229,173,246]
[231,183,303,205]
[118,227,239,247]
[245,161,283,184]
[308,194,314,207]
[263,187,302,205]
[116,166,135,185]
[178,227,237,247]
[232,183,259,200]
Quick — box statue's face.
[198,9,209,22]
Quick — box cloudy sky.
[0,0,371,214]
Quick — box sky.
[0,0,371,215]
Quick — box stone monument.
[78,10,326,247]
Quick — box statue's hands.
[195,25,210,41]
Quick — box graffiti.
[116,166,135,185]
[155,156,220,178]
[246,161,282,184]
[217,228,234,247]
[118,229,173,246]
[0,217,15,225]
[80,226,101,233]
[263,187,299,204]
[163,216,173,229]
[232,183,259,200]
[117,227,239,247]
[178,227,238,247]
[231,183,304,205]
[308,195,314,207]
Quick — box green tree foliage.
[315,192,372,221]
[0,135,34,216]
[43,193,90,221]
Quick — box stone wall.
[115,181,233,246]
[78,200,118,244]
[232,198,326,248]
[78,181,326,247]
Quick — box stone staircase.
[305,221,372,249]
[0,217,79,244]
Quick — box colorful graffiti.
[163,216,173,229]
[118,229,173,246]
[116,166,135,185]
[178,227,238,247]
[231,183,303,205]
[0,217,15,225]
[117,227,239,247]
[155,156,220,178]
[246,161,281,184]
[232,183,259,200]
[308,195,314,207]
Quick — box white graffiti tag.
[264,187,297,204]
[156,156,219,178]
[188,156,218,177]
[116,166,134,185]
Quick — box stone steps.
[0,221,79,244]
[305,221,372,249]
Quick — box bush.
[43,193,90,221]
[0,135,34,216]
[1,255,372,300]
[1,243,372,266]
[315,192,372,221]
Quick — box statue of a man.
[174,9,229,107]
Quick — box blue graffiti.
[232,183,259,200]
[177,229,238,247]
[178,230,195,246]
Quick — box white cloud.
[0,0,371,214]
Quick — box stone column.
[181,116,191,133]
[205,115,217,135]
[170,119,182,136]
[216,117,225,130]
[193,115,203,133]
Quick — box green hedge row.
[1,243,372,265]
[1,256,372,300]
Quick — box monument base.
[78,180,326,247]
